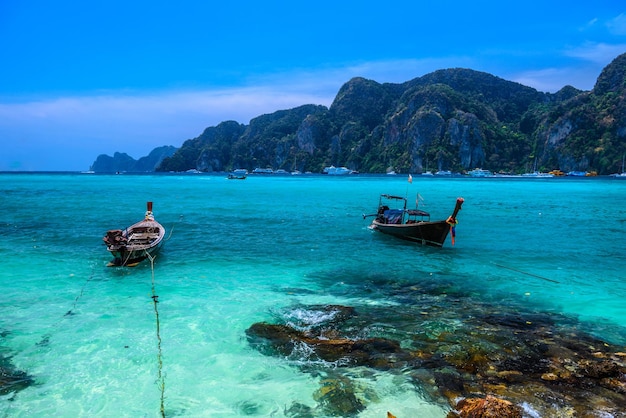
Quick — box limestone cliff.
[93,53,626,174]
[91,146,177,173]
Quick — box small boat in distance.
[522,158,554,177]
[103,202,166,266]
[567,171,588,177]
[323,166,356,175]
[252,167,274,174]
[549,169,565,176]
[228,169,248,179]
[610,155,626,178]
[364,194,464,247]
[467,168,493,177]
[521,171,554,178]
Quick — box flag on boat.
[408,174,412,183]
[446,216,458,246]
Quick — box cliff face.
[535,53,626,173]
[94,53,626,174]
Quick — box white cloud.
[0,85,336,170]
[2,58,475,169]
[565,42,626,64]
[607,13,626,35]
[510,67,599,92]
[581,17,599,31]
[336,57,477,83]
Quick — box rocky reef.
[246,281,626,417]
[0,338,33,399]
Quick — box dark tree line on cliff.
[149,53,626,175]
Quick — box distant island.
[92,53,626,175]
[90,146,177,173]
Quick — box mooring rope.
[147,252,166,417]
[493,262,560,284]
[165,215,183,242]
[65,263,97,316]
[35,263,98,348]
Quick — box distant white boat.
[493,173,523,178]
[323,166,355,175]
[521,171,554,178]
[386,170,397,175]
[610,155,625,178]
[521,158,553,178]
[228,169,248,180]
[252,168,274,174]
[435,170,452,176]
[467,168,493,177]
[274,169,289,175]
[422,171,434,176]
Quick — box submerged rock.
[448,395,523,418]
[246,288,626,416]
[284,401,314,418]
[0,355,34,396]
[245,321,410,368]
[313,375,365,417]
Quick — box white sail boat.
[610,155,626,178]
[522,158,554,178]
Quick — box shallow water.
[1,173,625,416]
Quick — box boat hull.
[107,241,163,266]
[371,219,450,247]
[104,218,165,266]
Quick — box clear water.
[1,173,625,417]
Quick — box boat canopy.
[383,209,403,224]
[407,209,430,217]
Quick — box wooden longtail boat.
[103,202,165,266]
[365,194,464,247]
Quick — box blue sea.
[1,173,625,417]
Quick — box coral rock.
[452,395,522,418]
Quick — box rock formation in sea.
[246,284,626,416]
[91,145,177,173]
[0,352,33,397]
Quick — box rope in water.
[147,252,166,417]
[493,262,560,284]
[65,264,97,316]
[34,264,97,351]
[165,215,183,242]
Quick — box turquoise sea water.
[0,173,625,417]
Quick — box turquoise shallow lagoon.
[1,173,625,416]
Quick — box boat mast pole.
[405,173,412,200]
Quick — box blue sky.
[1,1,625,171]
